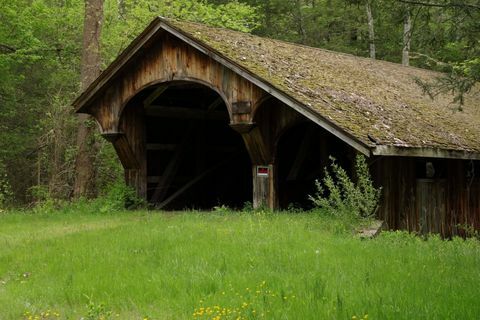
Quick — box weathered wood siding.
[416,179,446,234]
[119,103,147,198]
[375,157,480,237]
[85,32,265,134]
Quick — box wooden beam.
[147,143,238,153]
[103,133,139,169]
[286,126,314,181]
[148,176,190,184]
[143,85,169,107]
[155,156,235,209]
[150,125,193,203]
[146,143,177,151]
[207,97,224,112]
[146,106,226,120]
[232,101,251,114]
[230,122,255,134]
[148,176,162,184]
[233,126,271,164]
[373,145,480,160]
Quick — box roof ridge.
[160,16,445,76]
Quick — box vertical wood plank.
[120,104,147,199]
[252,164,276,209]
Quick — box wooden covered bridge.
[73,17,480,236]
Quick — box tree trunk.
[295,0,307,44]
[73,0,104,198]
[366,0,375,59]
[402,9,411,66]
[118,0,126,18]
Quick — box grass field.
[0,209,479,319]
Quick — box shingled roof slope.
[167,19,480,155]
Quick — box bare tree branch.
[0,43,16,53]
[396,0,480,10]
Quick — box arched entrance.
[275,122,356,210]
[121,81,252,209]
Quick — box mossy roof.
[75,17,480,157]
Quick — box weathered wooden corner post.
[230,120,277,210]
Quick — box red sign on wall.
[257,166,269,177]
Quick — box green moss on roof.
[168,18,480,152]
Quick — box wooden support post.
[231,122,277,210]
[124,168,147,200]
[102,132,146,199]
[252,164,277,209]
[146,106,225,120]
[117,104,147,200]
[103,133,139,169]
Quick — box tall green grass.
[0,210,479,319]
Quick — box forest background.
[0,0,479,206]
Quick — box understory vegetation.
[309,155,381,220]
[0,209,478,319]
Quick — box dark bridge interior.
[133,82,252,209]
[276,122,355,209]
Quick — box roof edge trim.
[373,145,480,160]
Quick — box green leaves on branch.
[102,0,260,65]
[416,57,480,110]
[309,155,381,219]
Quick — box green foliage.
[94,138,124,196]
[84,296,112,320]
[102,0,260,65]
[28,180,144,215]
[457,223,480,241]
[0,0,82,202]
[99,181,146,211]
[309,155,381,219]
[0,162,13,208]
[416,56,480,109]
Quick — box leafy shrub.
[26,180,145,215]
[242,201,253,212]
[84,295,112,320]
[0,162,13,209]
[240,200,273,216]
[309,155,381,219]
[95,180,146,213]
